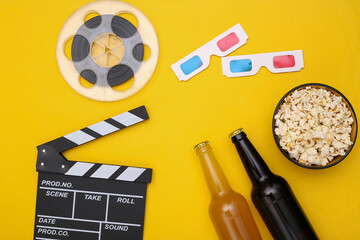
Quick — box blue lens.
[230,59,252,73]
[180,55,203,75]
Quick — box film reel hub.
[91,33,125,68]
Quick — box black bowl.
[272,83,358,169]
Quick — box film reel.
[56,1,159,101]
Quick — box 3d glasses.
[221,50,304,77]
[171,24,248,81]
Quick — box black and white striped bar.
[44,106,149,153]
[65,162,152,183]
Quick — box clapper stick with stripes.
[34,105,152,240]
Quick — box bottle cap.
[194,141,210,150]
[229,128,244,138]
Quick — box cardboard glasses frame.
[171,23,248,81]
[221,50,304,77]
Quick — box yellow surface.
[0,0,359,239]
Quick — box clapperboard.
[34,105,152,240]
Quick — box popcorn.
[275,87,354,166]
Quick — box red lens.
[273,55,295,68]
[217,32,239,52]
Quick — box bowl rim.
[272,83,358,169]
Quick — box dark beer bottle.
[229,129,318,240]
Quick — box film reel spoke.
[97,34,109,46]
[93,53,107,64]
[91,43,105,57]
[111,45,125,59]
[92,40,106,49]
[109,35,121,47]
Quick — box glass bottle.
[194,141,262,240]
[229,129,318,240]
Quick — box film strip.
[56,1,159,101]
[34,106,152,240]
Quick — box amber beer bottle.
[229,129,318,240]
[194,141,262,240]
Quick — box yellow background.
[0,0,359,239]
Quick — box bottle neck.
[196,144,232,197]
[231,131,274,185]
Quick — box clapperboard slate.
[34,106,152,240]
